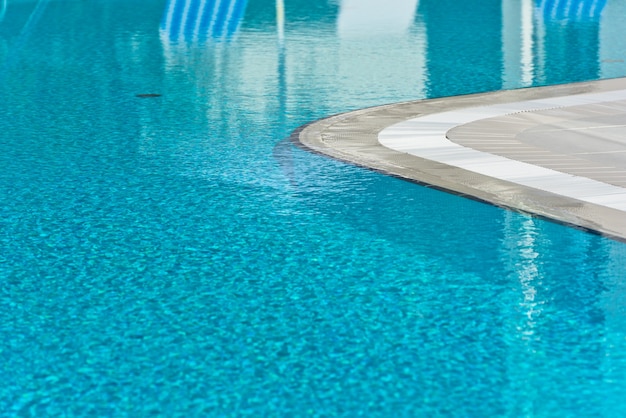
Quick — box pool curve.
[295,77,626,241]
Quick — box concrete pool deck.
[295,77,626,241]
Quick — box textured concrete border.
[294,78,626,242]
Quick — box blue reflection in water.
[534,0,606,85]
[161,0,249,42]
[537,0,607,21]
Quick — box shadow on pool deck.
[294,77,626,242]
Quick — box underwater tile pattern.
[2,0,626,416]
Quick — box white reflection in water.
[516,218,541,337]
[336,0,427,101]
[501,213,543,340]
[0,0,7,23]
[600,0,626,78]
[502,0,535,88]
[500,211,562,353]
[337,0,419,37]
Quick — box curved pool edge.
[293,78,626,243]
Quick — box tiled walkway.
[296,77,626,241]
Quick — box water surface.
[1,0,626,415]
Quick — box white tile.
[379,90,626,214]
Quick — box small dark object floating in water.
[136,93,162,98]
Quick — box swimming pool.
[1,0,626,415]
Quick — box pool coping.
[293,77,626,242]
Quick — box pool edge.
[292,78,626,243]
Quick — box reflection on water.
[160,0,249,43]
[157,0,625,106]
[0,0,6,23]
[502,0,536,87]
[479,0,617,91]
[534,0,606,85]
[0,0,50,80]
[497,210,626,416]
[537,0,606,21]
[503,0,614,88]
[337,0,419,37]
[600,0,626,78]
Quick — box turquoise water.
[1,0,626,415]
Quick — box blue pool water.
[1,0,626,415]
